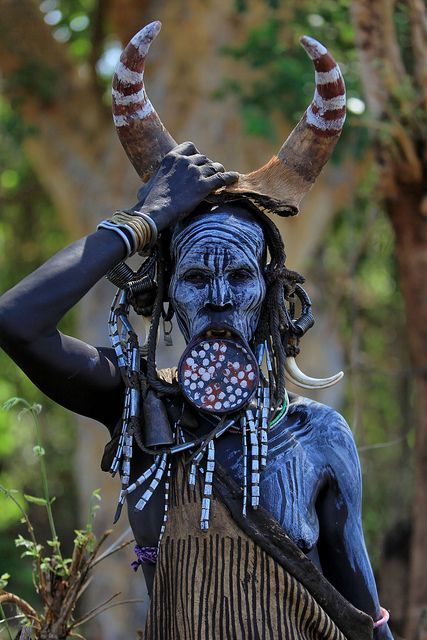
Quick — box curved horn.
[221,36,346,216]
[285,357,344,390]
[112,21,177,182]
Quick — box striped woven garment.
[143,460,373,640]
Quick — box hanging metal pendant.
[178,336,259,414]
[201,440,215,530]
[143,389,175,448]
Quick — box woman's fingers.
[192,156,226,173]
[166,143,228,177]
[205,171,239,188]
[173,141,200,156]
[209,161,227,173]
[190,153,210,165]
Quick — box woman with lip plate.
[0,21,392,640]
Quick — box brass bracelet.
[133,210,158,249]
[97,210,158,256]
[125,217,150,251]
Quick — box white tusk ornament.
[285,356,344,390]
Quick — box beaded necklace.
[107,281,289,541]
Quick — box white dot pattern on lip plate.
[179,338,259,413]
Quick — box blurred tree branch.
[107,0,150,45]
[351,0,405,118]
[89,0,110,101]
[408,0,427,111]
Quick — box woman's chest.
[126,412,327,554]
[216,421,326,552]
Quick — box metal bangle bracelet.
[97,220,135,257]
[133,210,158,248]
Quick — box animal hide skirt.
[142,461,373,640]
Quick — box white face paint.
[169,210,266,343]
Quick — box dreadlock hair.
[136,199,307,410]
[144,236,181,396]
[245,203,305,409]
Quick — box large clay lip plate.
[178,336,259,414]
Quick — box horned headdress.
[111,21,346,389]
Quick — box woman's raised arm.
[0,142,238,430]
[0,229,128,429]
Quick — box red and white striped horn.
[112,27,346,215]
[300,36,346,136]
[112,21,176,182]
[220,36,346,216]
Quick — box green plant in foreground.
[0,399,137,640]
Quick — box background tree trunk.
[351,1,427,636]
[388,186,427,639]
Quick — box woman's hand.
[133,141,239,232]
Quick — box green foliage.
[0,574,10,590]
[0,94,77,603]
[219,3,366,159]
[0,401,132,639]
[394,1,415,76]
[24,495,50,507]
[74,488,101,553]
[0,102,38,146]
[15,534,44,560]
[6,61,59,106]
[40,0,95,62]
[2,400,68,577]
[38,0,120,104]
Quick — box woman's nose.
[205,300,233,312]
[205,278,233,311]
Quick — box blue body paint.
[129,207,392,637]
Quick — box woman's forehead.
[175,238,260,266]
[171,210,265,265]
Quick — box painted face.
[170,209,266,343]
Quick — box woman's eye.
[228,269,252,284]
[183,271,209,285]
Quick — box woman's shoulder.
[285,392,356,450]
[288,394,361,489]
